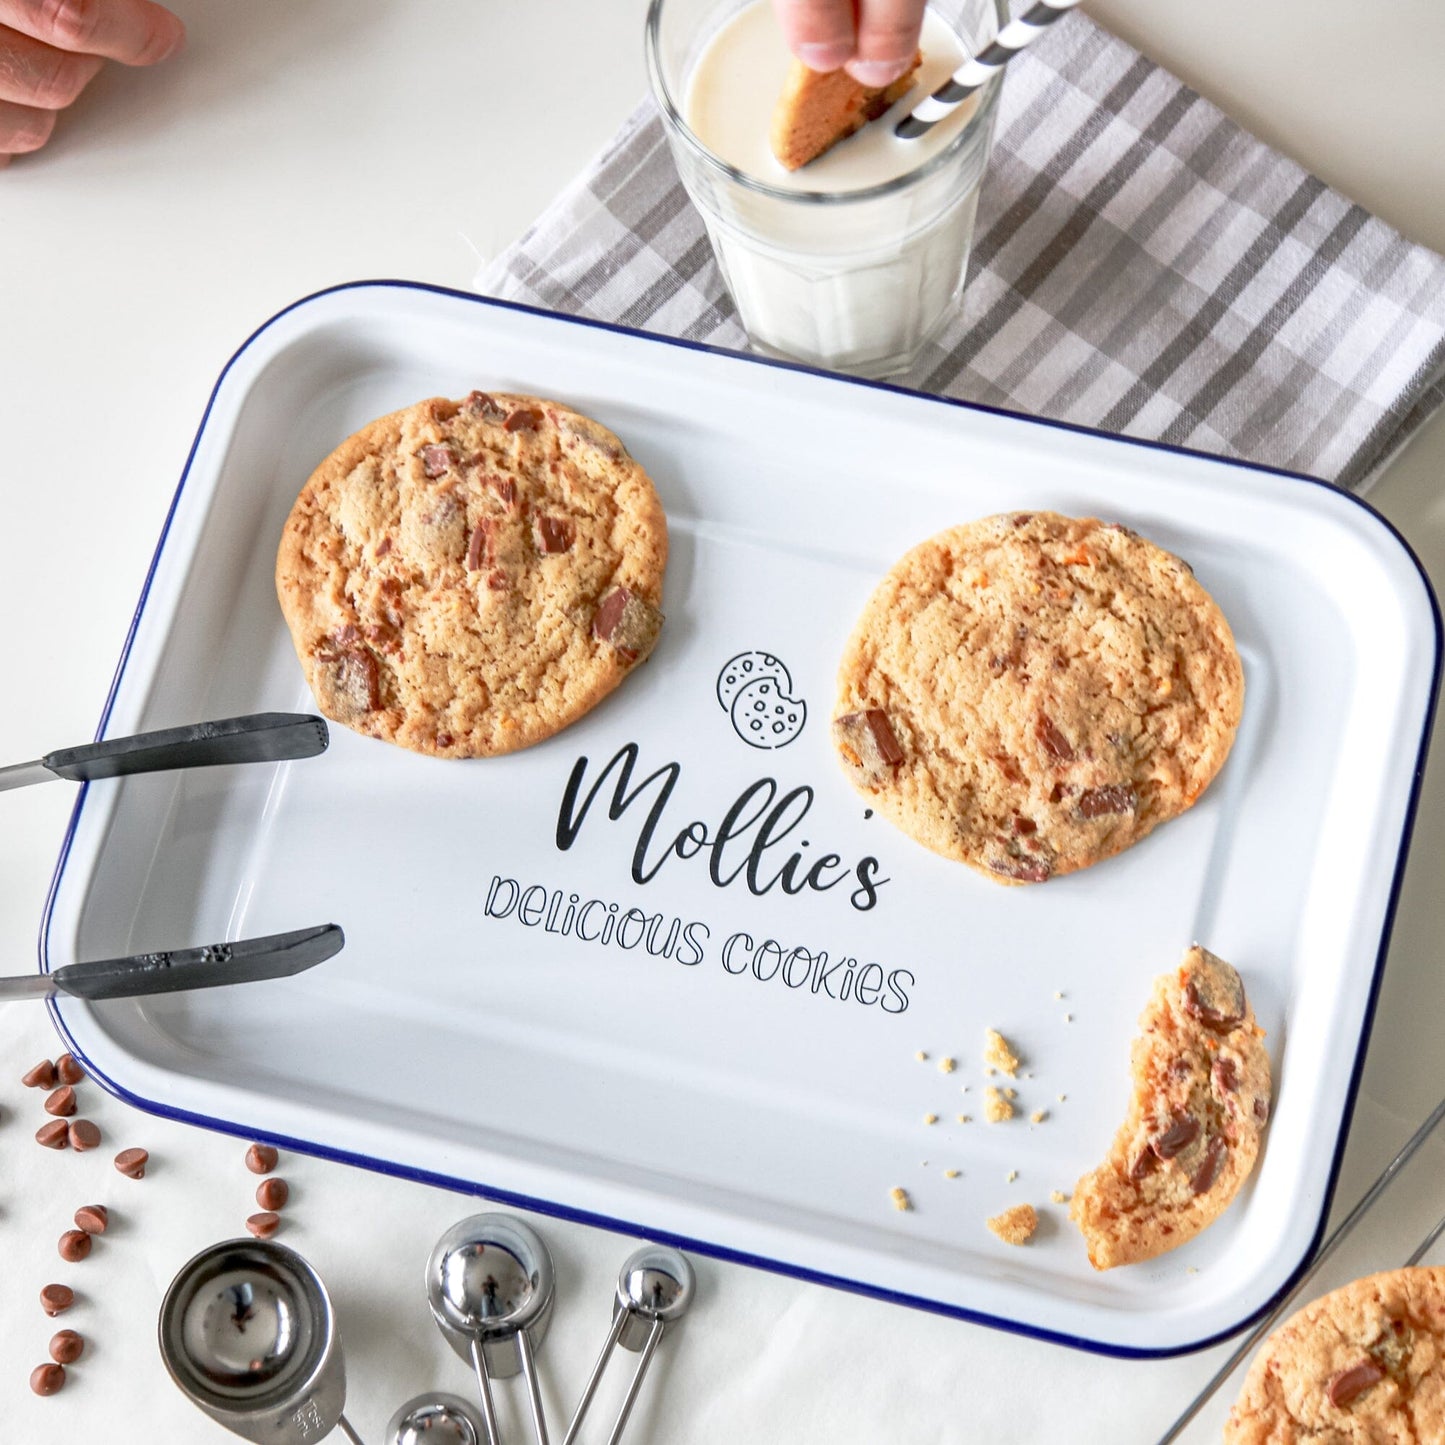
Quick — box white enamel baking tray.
[42,282,1440,1356]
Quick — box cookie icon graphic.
[731,676,807,750]
[717,651,793,712]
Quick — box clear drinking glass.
[645,0,1006,379]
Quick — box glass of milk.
[645,0,1007,379]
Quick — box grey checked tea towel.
[478,15,1445,491]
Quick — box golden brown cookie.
[830,511,1244,883]
[275,392,668,757]
[1225,1267,1445,1443]
[770,51,922,170]
[1069,947,1271,1269]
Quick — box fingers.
[0,91,57,152]
[846,0,926,87]
[0,23,103,110]
[0,0,185,66]
[772,0,856,73]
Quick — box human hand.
[771,0,925,87]
[0,0,185,166]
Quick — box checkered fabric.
[479,15,1445,490]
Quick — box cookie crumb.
[984,1029,1021,1076]
[1004,1087,1017,1100]
[957,1114,972,1124]
[914,1050,929,1062]
[1064,1013,1074,1023]
[987,1203,1038,1245]
[1053,990,1064,1000]
[1058,1093,1067,1103]
[923,1113,938,1125]
[1006,1169,1018,1183]
[984,1087,1014,1123]
[938,1056,956,1074]
[1030,1109,1047,1124]
[943,1168,960,1180]
[1050,1189,1070,1204]
[890,1187,913,1212]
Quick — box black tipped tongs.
[0,923,345,1003]
[0,712,329,792]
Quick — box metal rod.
[1405,1208,1445,1267]
[470,1337,504,1445]
[1156,1090,1445,1443]
[334,1412,367,1445]
[604,1320,664,1445]
[516,1330,552,1445]
[562,1308,629,1445]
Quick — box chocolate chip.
[1182,949,1247,1030]
[419,443,457,478]
[1011,815,1037,836]
[988,852,1053,883]
[1077,784,1137,819]
[1212,1057,1239,1094]
[1253,1095,1271,1126]
[1327,1359,1385,1409]
[533,515,575,554]
[113,1147,149,1179]
[1035,713,1075,763]
[30,1363,65,1396]
[44,1085,77,1117]
[246,1211,282,1239]
[256,1177,289,1211]
[466,518,497,571]
[246,1143,279,1174]
[832,709,905,787]
[56,1053,85,1085]
[74,1205,108,1235]
[22,1059,56,1089]
[69,1119,101,1151]
[489,475,517,508]
[1128,1149,1156,1182]
[49,1330,84,1365]
[465,390,507,422]
[503,407,541,433]
[1189,1136,1228,1195]
[40,1284,74,1317]
[317,644,380,721]
[35,1120,69,1149]
[1150,1114,1201,1161]
[58,1230,92,1263]
[592,587,663,664]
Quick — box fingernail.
[846,59,907,88]
[797,42,852,72]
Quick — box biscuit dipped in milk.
[677,1,993,375]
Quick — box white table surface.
[2,2,1443,1441]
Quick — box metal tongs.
[0,711,329,792]
[1157,1092,1445,1442]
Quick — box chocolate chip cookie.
[830,512,1244,883]
[275,392,667,757]
[770,51,922,170]
[1069,947,1271,1269]
[1226,1267,1445,1443]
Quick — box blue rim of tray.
[37,278,1445,1360]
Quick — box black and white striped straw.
[896,0,1086,139]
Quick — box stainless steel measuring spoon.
[159,1237,364,1445]
[426,1215,556,1445]
[561,1245,693,1445]
[386,1393,488,1445]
